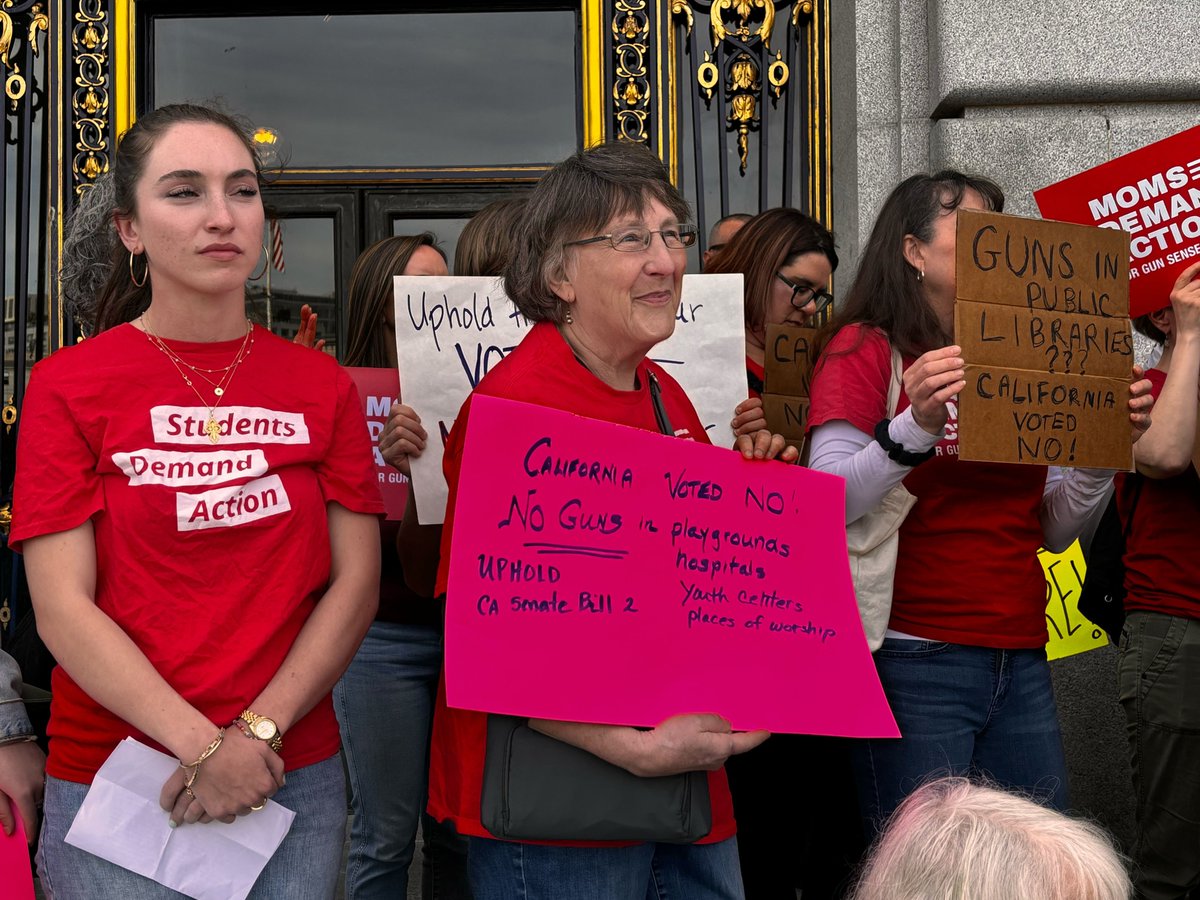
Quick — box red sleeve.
[806,324,891,436]
[317,367,387,515]
[10,360,104,552]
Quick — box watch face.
[252,719,278,740]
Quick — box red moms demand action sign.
[1034,125,1200,318]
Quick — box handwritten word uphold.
[955,210,1133,470]
[444,395,897,738]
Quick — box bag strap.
[886,345,903,419]
[648,371,675,437]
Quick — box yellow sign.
[1040,540,1107,661]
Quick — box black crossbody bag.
[478,372,713,843]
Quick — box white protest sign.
[393,276,532,524]
[394,274,747,523]
[650,274,746,446]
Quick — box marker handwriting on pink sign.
[444,395,898,738]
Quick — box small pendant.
[204,417,222,444]
[214,387,224,396]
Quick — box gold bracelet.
[180,727,225,770]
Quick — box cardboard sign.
[956,210,1133,470]
[760,395,809,443]
[764,324,818,397]
[395,275,747,523]
[444,395,898,737]
[650,274,748,445]
[1040,540,1107,661]
[1035,124,1200,318]
[345,367,408,521]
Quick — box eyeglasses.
[777,272,833,318]
[564,223,698,252]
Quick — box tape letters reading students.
[423,141,798,900]
[11,104,384,899]
[805,170,1154,834]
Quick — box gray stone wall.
[829,0,1200,848]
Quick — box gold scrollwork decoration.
[72,0,109,196]
[792,1,814,25]
[767,51,789,97]
[0,500,11,539]
[1,400,16,428]
[697,51,719,101]
[28,3,46,55]
[611,0,650,145]
[670,0,693,36]
[710,0,774,50]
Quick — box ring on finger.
[250,800,266,811]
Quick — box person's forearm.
[1136,335,1200,477]
[528,719,648,774]
[1039,466,1115,553]
[247,505,380,732]
[25,527,217,763]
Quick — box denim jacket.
[0,648,33,742]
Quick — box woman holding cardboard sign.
[805,170,1153,833]
[707,209,867,900]
[424,142,796,900]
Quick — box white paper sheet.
[393,273,747,523]
[393,275,534,524]
[65,738,295,900]
[650,274,747,447]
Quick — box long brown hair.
[705,207,838,334]
[815,171,1004,361]
[455,198,529,277]
[342,234,445,367]
[85,104,261,334]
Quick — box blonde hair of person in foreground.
[849,777,1131,900]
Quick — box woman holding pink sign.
[805,170,1154,834]
[424,141,795,900]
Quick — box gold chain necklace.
[141,314,254,444]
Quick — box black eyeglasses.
[777,272,833,317]
[564,223,698,252]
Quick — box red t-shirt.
[11,324,384,782]
[1119,368,1200,620]
[427,321,735,845]
[746,355,765,399]
[807,324,1050,648]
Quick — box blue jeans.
[854,639,1069,832]
[334,621,470,900]
[468,836,744,900]
[37,754,345,900]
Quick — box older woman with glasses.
[400,141,795,900]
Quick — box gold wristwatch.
[238,709,283,753]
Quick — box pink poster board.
[344,367,408,521]
[445,396,898,738]
[0,804,36,900]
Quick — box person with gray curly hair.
[395,140,796,900]
[849,777,1132,900]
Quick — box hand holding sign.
[904,346,967,435]
[379,402,427,477]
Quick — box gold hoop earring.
[129,251,148,288]
[248,243,270,281]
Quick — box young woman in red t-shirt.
[805,171,1152,832]
[12,104,383,898]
